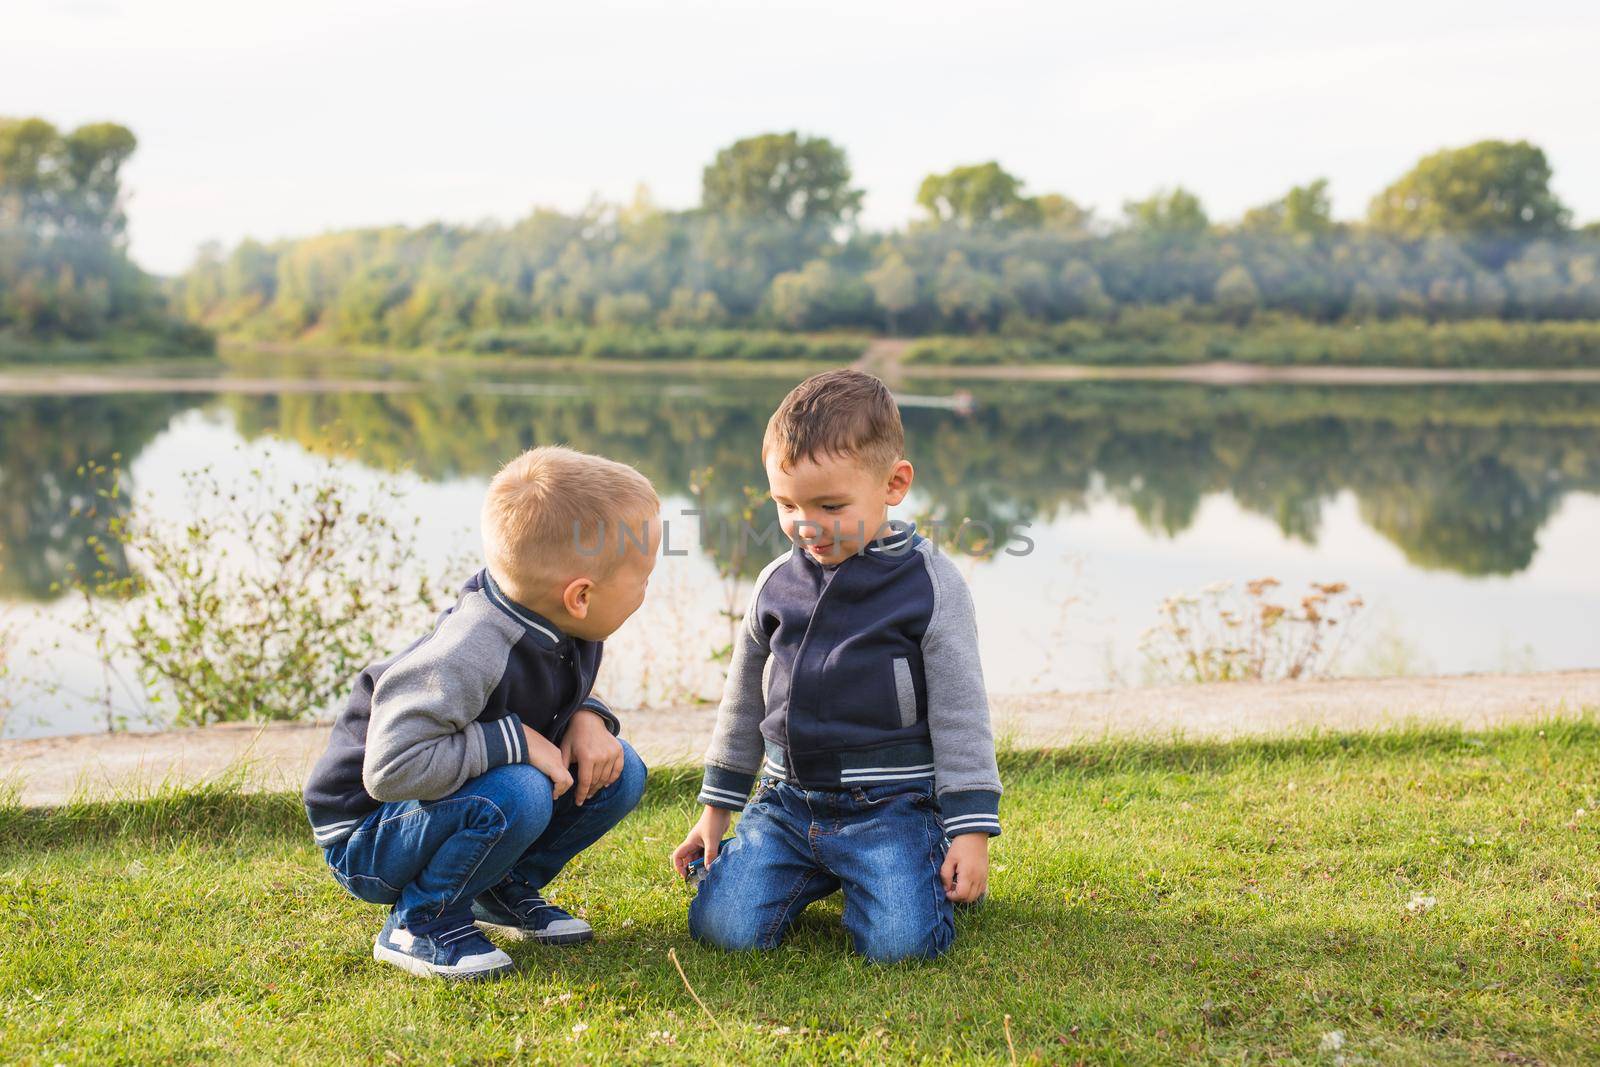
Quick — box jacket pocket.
[892,657,918,729]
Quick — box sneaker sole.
[373,941,517,980]
[477,920,594,946]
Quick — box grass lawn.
[2,720,1598,1065]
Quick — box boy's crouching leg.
[391,762,556,924]
[492,740,647,897]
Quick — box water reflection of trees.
[0,395,202,598]
[3,382,1595,603]
[227,379,1600,578]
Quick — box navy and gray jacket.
[697,521,1003,837]
[303,569,619,847]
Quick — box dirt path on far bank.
[897,360,1600,386]
[855,337,1600,386]
[3,670,1596,807]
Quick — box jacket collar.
[865,519,917,556]
[481,569,568,650]
[792,519,920,571]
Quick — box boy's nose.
[793,517,828,539]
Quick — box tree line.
[172,134,1600,350]
[0,116,208,357]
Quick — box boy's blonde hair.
[482,446,659,597]
[762,369,905,473]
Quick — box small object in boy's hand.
[684,857,707,891]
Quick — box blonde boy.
[305,446,659,980]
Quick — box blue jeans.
[688,778,954,963]
[324,741,647,926]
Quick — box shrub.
[69,450,458,727]
[1140,577,1364,684]
[0,599,13,728]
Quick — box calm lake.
[3,361,1599,738]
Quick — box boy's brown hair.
[762,369,905,473]
[481,445,659,598]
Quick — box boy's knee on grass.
[851,920,953,964]
[842,874,956,964]
[687,895,782,952]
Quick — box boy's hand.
[559,708,624,806]
[521,724,573,800]
[671,805,733,878]
[940,833,990,903]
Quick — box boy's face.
[765,451,913,566]
[565,518,660,641]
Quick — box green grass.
[3,722,1599,1064]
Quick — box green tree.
[659,287,728,328]
[1213,264,1261,322]
[1367,140,1570,239]
[765,259,859,329]
[225,239,278,302]
[864,251,916,332]
[470,282,516,329]
[701,132,863,224]
[916,162,1040,228]
[1059,260,1111,318]
[1124,187,1209,236]
[1035,193,1094,235]
[1001,256,1055,319]
[934,251,997,329]
[0,117,136,237]
[58,122,138,238]
[0,118,63,224]
[594,291,653,327]
[1240,179,1333,237]
[1,116,205,354]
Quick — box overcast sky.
[6,0,1598,274]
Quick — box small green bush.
[67,450,458,727]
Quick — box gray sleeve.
[361,594,528,803]
[697,551,789,811]
[919,545,1003,836]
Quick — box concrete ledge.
[2,670,1597,807]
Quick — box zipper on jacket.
[547,644,598,741]
[782,557,847,775]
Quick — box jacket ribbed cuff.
[477,716,526,769]
[576,695,621,736]
[939,788,1001,837]
[697,764,756,811]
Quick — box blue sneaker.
[372,909,516,980]
[473,884,594,945]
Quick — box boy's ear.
[884,459,914,506]
[561,576,595,620]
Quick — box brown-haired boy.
[305,446,659,979]
[671,369,1002,962]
